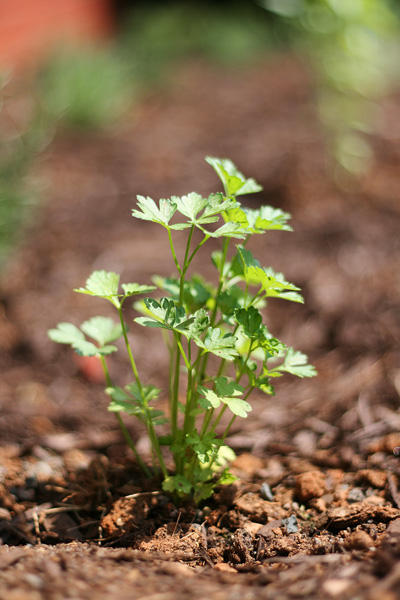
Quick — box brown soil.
[1,55,400,599]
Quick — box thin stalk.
[216,387,253,438]
[171,226,198,467]
[183,225,195,270]
[181,343,194,437]
[210,403,227,433]
[99,355,152,478]
[169,227,194,442]
[174,337,191,372]
[220,414,236,443]
[118,307,168,479]
[194,236,231,396]
[186,234,209,268]
[167,227,182,276]
[168,340,176,431]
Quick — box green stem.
[118,307,168,479]
[221,414,236,443]
[236,341,254,383]
[186,234,209,267]
[174,334,191,372]
[211,404,227,433]
[118,307,142,389]
[183,225,195,269]
[181,343,194,437]
[194,236,231,394]
[99,355,152,478]
[169,227,195,442]
[167,227,182,276]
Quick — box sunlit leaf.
[75,270,120,298]
[273,348,317,378]
[121,283,156,297]
[223,396,251,418]
[205,156,263,197]
[215,376,244,397]
[47,321,117,356]
[132,195,177,226]
[234,306,262,337]
[80,316,122,346]
[194,327,238,360]
[134,297,195,332]
[48,322,84,345]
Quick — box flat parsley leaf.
[194,326,238,360]
[272,348,317,378]
[132,196,177,226]
[134,297,195,332]
[205,156,263,197]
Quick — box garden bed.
[0,55,400,599]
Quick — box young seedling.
[48,157,316,502]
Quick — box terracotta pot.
[0,0,115,71]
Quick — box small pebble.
[295,471,326,503]
[260,482,274,501]
[347,487,365,503]
[344,530,374,551]
[282,514,299,534]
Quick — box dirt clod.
[295,471,326,503]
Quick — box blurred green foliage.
[35,45,135,130]
[1,0,399,271]
[261,0,400,173]
[117,2,275,84]
[0,76,49,269]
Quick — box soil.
[1,55,400,599]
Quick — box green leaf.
[222,396,252,418]
[198,378,247,417]
[75,270,120,298]
[132,195,177,226]
[255,326,286,358]
[48,321,117,356]
[217,288,246,323]
[234,306,262,337]
[121,283,156,297]
[215,376,244,397]
[227,206,292,233]
[185,308,210,339]
[236,245,260,270]
[106,384,164,423]
[134,297,195,332]
[202,193,238,218]
[255,378,276,395]
[71,339,104,357]
[171,192,242,232]
[193,482,216,502]
[256,205,292,232]
[217,468,237,486]
[205,221,247,239]
[185,431,219,463]
[273,348,317,378]
[125,382,161,404]
[173,192,208,221]
[153,275,212,313]
[162,475,192,495]
[205,156,263,197]
[237,246,303,303]
[198,386,221,410]
[194,327,238,360]
[48,322,85,345]
[80,316,122,346]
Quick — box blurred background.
[1,0,400,456]
[1,0,399,270]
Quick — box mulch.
[1,54,400,599]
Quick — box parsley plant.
[48,157,316,502]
